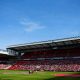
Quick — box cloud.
[20,20,45,32]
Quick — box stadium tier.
[9,59,80,71]
[1,36,80,71]
[9,48,80,71]
[0,50,17,69]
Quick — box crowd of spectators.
[0,64,11,69]
[9,59,80,71]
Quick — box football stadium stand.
[9,59,80,71]
[1,36,80,71]
[0,49,17,69]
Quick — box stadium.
[1,0,80,80]
[0,37,80,80]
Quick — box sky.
[0,0,80,49]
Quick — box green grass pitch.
[0,70,80,80]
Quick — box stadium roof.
[0,49,8,55]
[7,36,80,51]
